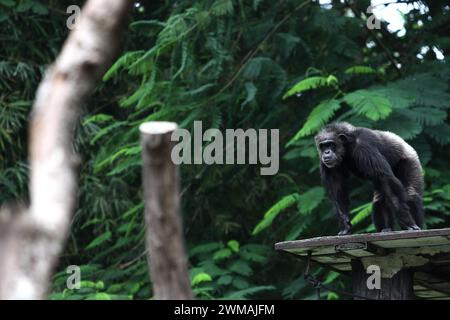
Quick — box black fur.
[314,122,424,235]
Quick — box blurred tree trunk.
[0,0,132,299]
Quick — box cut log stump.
[140,121,193,300]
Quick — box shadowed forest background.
[0,0,449,299]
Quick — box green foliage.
[297,187,325,214]
[222,286,275,299]
[86,231,112,250]
[227,240,240,253]
[343,90,392,121]
[400,107,447,126]
[252,193,300,235]
[288,99,341,143]
[252,187,324,239]
[344,66,377,74]
[189,241,273,299]
[350,202,373,226]
[192,272,213,286]
[211,0,234,16]
[376,113,423,140]
[283,75,338,99]
[425,124,450,145]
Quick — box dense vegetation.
[0,0,449,299]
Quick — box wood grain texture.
[140,122,193,300]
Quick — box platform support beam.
[351,260,416,300]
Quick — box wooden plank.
[331,264,352,271]
[275,228,450,251]
[414,272,450,295]
[343,249,376,257]
[416,291,448,298]
[288,246,337,256]
[372,236,450,248]
[429,296,450,300]
[313,255,350,264]
[413,285,428,291]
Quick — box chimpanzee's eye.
[320,142,336,150]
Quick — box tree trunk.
[140,121,193,300]
[0,0,132,299]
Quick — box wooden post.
[140,121,193,300]
[351,260,416,300]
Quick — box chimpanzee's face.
[314,131,346,168]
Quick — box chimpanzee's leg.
[380,175,420,230]
[394,158,425,229]
[372,190,394,232]
[407,191,424,228]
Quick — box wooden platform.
[275,228,450,299]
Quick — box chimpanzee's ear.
[338,133,348,144]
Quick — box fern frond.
[241,82,257,107]
[343,89,392,121]
[344,65,376,74]
[103,51,145,81]
[399,107,447,126]
[410,136,432,165]
[297,187,325,214]
[369,86,415,109]
[283,75,338,99]
[195,10,211,29]
[189,242,223,258]
[288,99,341,144]
[211,106,223,129]
[243,58,264,79]
[376,112,422,140]
[425,124,450,145]
[172,41,189,80]
[252,193,300,235]
[211,0,234,16]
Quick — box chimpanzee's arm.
[351,143,393,178]
[320,164,352,235]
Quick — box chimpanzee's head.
[314,123,354,168]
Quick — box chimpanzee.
[314,122,424,235]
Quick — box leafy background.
[0,0,449,299]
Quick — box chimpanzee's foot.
[338,228,352,236]
[405,224,421,231]
[381,228,393,232]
